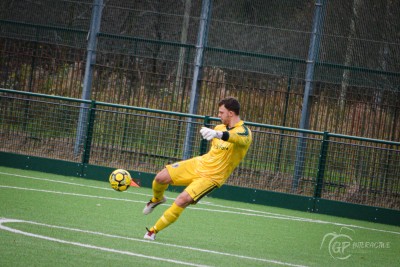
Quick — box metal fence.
[1,88,399,210]
[0,0,399,142]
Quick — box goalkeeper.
[143,97,252,240]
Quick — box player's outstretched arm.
[200,126,251,146]
[200,126,223,141]
[224,125,252,146]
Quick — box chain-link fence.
[1,0,399,142]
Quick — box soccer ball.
[109,169,132,192]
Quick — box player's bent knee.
[175,192,193,208]
[154,168,172,184]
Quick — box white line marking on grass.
[0,171,123,191]
[0,172,350,221]
[0,172,301,218]
[1,172,400,236]
[0,218,212,267]
[188,206,400,235]
[0,171,152,197]
[0,185,147,204]
[199,202,307,220]
[0,218,307,267]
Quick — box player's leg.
[143,158,195,215]
[145,191,192,236]
[152,168,171,201]
[152,158,200,201]
[143,168,171,215]
[144,178,217,240]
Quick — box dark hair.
[219,97,240,115]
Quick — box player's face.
[218,105,233,126]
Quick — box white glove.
[200,127,222,141]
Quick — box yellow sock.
[151,203,184,233]
[151,179,169,203]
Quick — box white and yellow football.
[109,169,132,192]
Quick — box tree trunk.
[339,0,362,110]
[376,0,393,107]
[175,0,192,93]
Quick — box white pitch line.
[0,218,307,267]
[0,184,147,204]
[0,172,121,191]
[188,206,400,235]
[198,202,311,220]
[1,184,399,237]
[0,184,307,225]
[0,172,307,219]
[0,218,212,267]
[1,172,400,236]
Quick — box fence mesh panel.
[323,138,400,209]
[1,0,399,141]
[0,93,83,162]
[87,107,204,173]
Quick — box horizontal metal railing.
[1,88,399,210]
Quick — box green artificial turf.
[0,166,399,267]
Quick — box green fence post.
[199,116,210,155]
[314,131,330,199]
[81,100,97,165]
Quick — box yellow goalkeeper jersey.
[195,120,252,187]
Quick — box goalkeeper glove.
[200,127,222,141]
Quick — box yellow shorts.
[166,157,218,203]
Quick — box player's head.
[218,97,240,115]
[218,97,240,126]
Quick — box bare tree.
[175,0,192,92]
[339,0,362,110]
